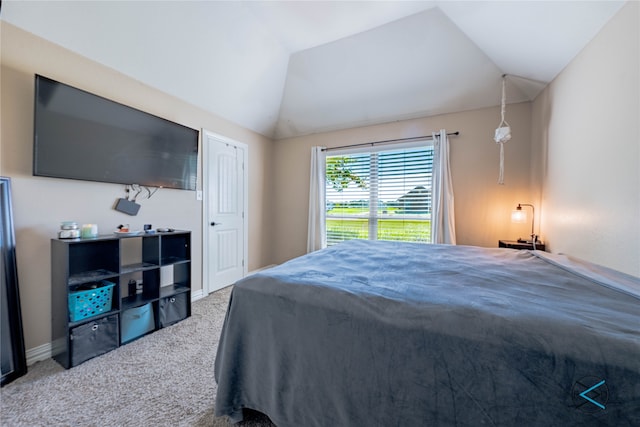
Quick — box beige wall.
[272,102,534,264]
[0,22,274,352]
[531,1,639,277]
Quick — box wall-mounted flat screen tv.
[33,75,199,190]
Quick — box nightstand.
[499,240,545,251]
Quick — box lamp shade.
[511,208,527,223]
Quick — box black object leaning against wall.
[1,176,28,386]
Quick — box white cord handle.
[495,75,511,184]
[498,77,510,130]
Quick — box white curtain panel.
[307,146,327,253]
[431,130,457,244]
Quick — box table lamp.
[511,203,538,244]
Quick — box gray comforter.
[214,240,640,426]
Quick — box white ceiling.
[1,1,626,140]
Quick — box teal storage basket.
[68,280,115,322]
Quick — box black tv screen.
[33,75,199,190]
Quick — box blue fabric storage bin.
[121,303,155,343]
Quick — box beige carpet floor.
[0,286,276,427]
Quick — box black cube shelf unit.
[51,231,191,368]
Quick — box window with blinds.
[325,142,433,246]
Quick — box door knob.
[210,222,221,226]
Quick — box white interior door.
[203,130,248,293]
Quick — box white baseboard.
[26,342,54,366]
[191,288,205,301]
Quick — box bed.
[214,240,640,426]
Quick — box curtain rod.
[322,131,459,152]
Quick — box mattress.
[214,240,640,426]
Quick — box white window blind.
[325,142,433,245]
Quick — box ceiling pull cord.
[494,74,512,185]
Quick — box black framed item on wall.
[1,177,27,386]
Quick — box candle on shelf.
[81,224,98,238]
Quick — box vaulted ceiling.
[1,1,626,140]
